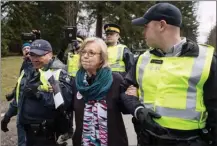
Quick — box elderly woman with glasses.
[72,37,130,146]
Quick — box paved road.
[1,113,137,146]
[123,115,137,146]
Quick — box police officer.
[1,42,34,146]
[5,43,33,101]
[56,34,84,143]
[104,23,134,77]
[20,29,41,72]
[57,34,84,66]
[66,35,84,77]
[18,39,73,146]
[121,3,217,146]
[20,43,33,73]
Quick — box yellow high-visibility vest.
[67,53,80,77]
[16,69,61,104]
[108,44,126,72]
[136,44,214,130]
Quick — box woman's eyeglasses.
[80,50,101,57]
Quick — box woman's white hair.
[79,37,109,68]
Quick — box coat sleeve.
[5,99,18,118]
[120,56,144,116]
[114,73,130,114]
[121,56,139,91]
[203,53,217,145]
[58,70,74,110]
[123,47,135,73]
[120,93,144,116]
[113,72,143,115]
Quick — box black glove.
[1,115,10,132]
[6,88,16,101]
[6,93,14,101]
[136,108,168,135]
[24,82,42,99]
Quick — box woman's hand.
[125,85,138,97]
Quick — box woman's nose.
[83,52,89,58]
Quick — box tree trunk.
[96,13,102,38]
[65,1,79,26]
[95,3,102,38]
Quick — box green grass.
[1,56,23,100]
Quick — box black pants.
[137,129,210,146]
[24,124,62,146]
[68,112,74,135]
[132,118,211,146]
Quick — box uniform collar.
[150,38,199,57]
[165,37,187,57]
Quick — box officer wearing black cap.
[17,39,73,146]
[1,42,35,146]
[120,2,217,146]
[104,23,134,77]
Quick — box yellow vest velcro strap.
[39,69,62,91]
[38,85,49,91]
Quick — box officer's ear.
[116,33,120,39]
[159,20,167,32]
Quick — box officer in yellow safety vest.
[67,36,84,77]
[57,35,84,78]
[1,42,34,146]
[120,3,217,146]
[17,39,73,146]
[104,23,134,77]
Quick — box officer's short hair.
[79,37,109,68]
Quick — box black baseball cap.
[132,3,182,27]
[30,39,52,56]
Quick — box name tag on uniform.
[150,59,163,64]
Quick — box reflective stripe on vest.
[16,69,62,104]
[108,44,126,72]
[39,69,62,89]
[67,53,80,77]
[16,70,25,104]
[136,44,214,130]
